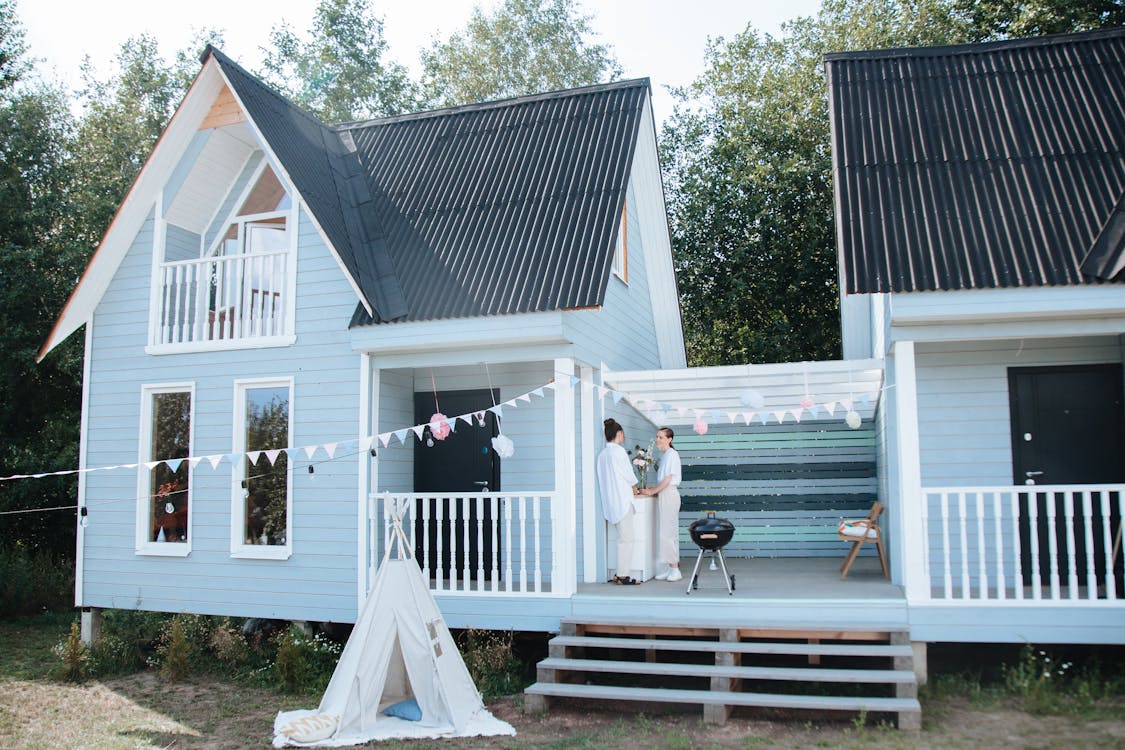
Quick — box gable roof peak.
[824,25,1125,63]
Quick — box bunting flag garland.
[2,370,883,485]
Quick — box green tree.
[258,0,417,122]
[420,0,622,107]
[661,0,1120,366]
[0,1,81,557]
[954,0,1125,39]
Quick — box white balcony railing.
[153,251,288,347]
[923,484,1124,603]
[367,491,562,597]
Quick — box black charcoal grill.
[686,511,736,595]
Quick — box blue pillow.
[383,698,422,721]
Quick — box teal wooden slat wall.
[675,421,878,558]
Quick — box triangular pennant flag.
[188,457,204,468]
[840,398,854,411]
[304,445,319,460]
[503,399,517,408]
[568,375,580,387]
[164,459,183,473]
[517,393,532,403]
[677,407,689,417]
[378,432,392,448]
[458,413,474,425]
[394,429,409,445]
[743,412,755,425]
[545,381,558,390]
[792,408,804,423]
[411,425,426,440]
[207,455,223,469]
[693,409,703,419]
[264,449,282,466]
[710,411,723,423]
[120,463,139,470]
[661,402,670,413]
[226,453,242,465]
[532,387,545,398]
[489,405,504,418]
[727,412,739,424]
[759,413,770,425]
[808,404,821,419]
[595,385,608,399]
[824,401,837,415]
[145,461,161,470]
[322,442,337,459]
[612,390,624,404]
[773,410,787,424]
[246,451,262,466]
[444,418,457,433]
[360,435,375,452]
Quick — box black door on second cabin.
[413,389,501,582]
[1009,364,1125,588]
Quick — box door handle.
[473,481,489,489]
[1025,470,1044,486]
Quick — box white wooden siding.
[80,208,364,622]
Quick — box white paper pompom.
[739,389,765,409]
[491,433,515,458]
[845,410,862,429]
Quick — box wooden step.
[549,634,913,658]
[525,681,922,714]
[537,657,916,684]
[562,619,906,642]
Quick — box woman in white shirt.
[641,427,682,581]
[595,418,640,585]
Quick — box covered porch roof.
[603,359,885,430]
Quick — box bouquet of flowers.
[629,440,659,488]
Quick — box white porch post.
[580,364,599,583]
[553,357,578,595]
[891,339,930,602]
[357,353,375,611]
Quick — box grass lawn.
[2,613,1124,749]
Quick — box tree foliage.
[258,0,417,122]
[420,0,621,107]
[954,0,1125,39]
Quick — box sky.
[17,0,823,125]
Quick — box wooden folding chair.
[838,501,889,580]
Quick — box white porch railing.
[923,484,1124,602]
[154,252,287,346]
[367,492,563,597]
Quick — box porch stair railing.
[922,484,1124,602]
[525,619,920,730]
[367,491,562,597]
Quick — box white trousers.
[657,486,681,565]
[612,505,636,578]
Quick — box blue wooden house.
[41,46,685,637]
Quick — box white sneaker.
[666,568,683,582]
[654,568,671,580]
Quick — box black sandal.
[612,575,640,585]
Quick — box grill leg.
[716,549,734,595]
[686,547,706,595]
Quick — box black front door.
[413,389,500,582]
[1009,364,1124,586]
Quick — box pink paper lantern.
[693,419,709,435]
[800,395,815,409]
[429,412,450,440]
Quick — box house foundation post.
[80,607,102,645]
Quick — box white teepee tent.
[273,501,515,746]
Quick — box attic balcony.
[147,249,294,353]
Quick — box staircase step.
[525,681,922,714]
[537,657,916,684]
[549,634,912,658]
[562,619,906,641]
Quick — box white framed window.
[136,383,194,557]
[231,377,294,559]
[612,204,628,283]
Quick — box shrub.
[89,609,170,676]
[157,616,193,680]
[208,620,249,665]
[52,620,90,682]
[457,628,524,699]
[272,625,343,695]
[0,545,72,617]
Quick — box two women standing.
[597,421,682,584]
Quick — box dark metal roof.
[206,47,406,320]
[205,47,648,324]
[825,28,1125,294]
[344,80,647,325]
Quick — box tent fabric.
[273,505,515,746]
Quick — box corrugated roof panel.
[347,79,646,324]
[828,29,1125,293]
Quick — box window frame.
[135,382,195,557]
[230,376,294,560]
[612,203,628,284]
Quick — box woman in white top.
[595,418,640,585]
[641,427,682,581]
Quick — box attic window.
[612,205,627,283]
